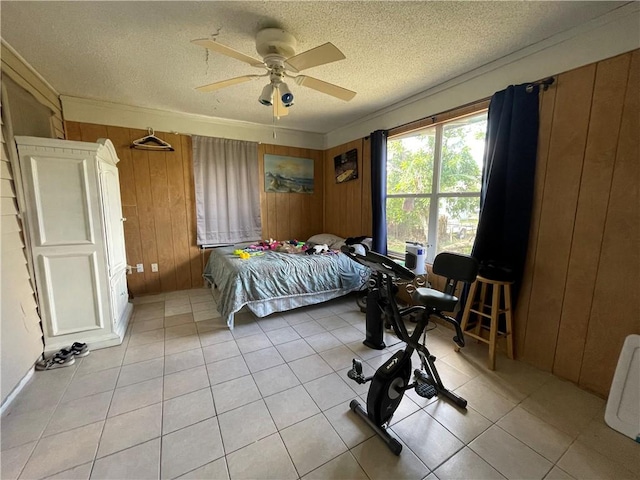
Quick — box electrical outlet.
[136,263,144,273]
[151,263,158,272]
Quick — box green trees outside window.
[387,112,487,261]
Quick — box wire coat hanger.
[130,128,175,151]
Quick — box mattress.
[203,243,369,328]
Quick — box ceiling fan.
[192,28,356,118]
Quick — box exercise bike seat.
[411,288,458,312]
[410,252,478,313]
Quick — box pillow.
[307,233,345,250]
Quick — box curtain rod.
[387,98,491,138]
[375,77,554,138]
[526,77,555,93]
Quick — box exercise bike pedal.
[414,382,437,399]
[414,368,432,383]
[413,369,437,399]
[347,359,367,384]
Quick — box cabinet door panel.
[39,251,104,336]
[21,156,96,246]
[109,270,129,326]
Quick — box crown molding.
[61,96,325,150]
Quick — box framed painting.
[264,154,314,193]
[334,148,358,183]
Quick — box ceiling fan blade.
[195,75,262,93]
[273,87,289,118]
[285,43,345,73]
[294,75,356,101]
[192,38,265,67]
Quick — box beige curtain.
[193,136,261,246]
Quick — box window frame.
[386,108,488,263]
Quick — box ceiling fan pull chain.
[204,27,220,78]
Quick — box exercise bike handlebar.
[341,246,418,343]
[341,246,415,282]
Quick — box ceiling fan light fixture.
[279,82,294,107]
[258,84,274,106]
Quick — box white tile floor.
[2,287,639,480]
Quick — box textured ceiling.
[0,1,628,134]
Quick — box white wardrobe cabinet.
[15,136,132,353]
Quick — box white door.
[99,162,126,276]
[20,153,106,336]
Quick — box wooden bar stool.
[457,275,514,370]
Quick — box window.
[386,111,487,262]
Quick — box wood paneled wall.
[66,123,202,296]
[66,124,327,295]
[259,144,324,241]
[516,50,639,397]
[324,138,372,238]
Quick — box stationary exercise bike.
[341,247,479,455]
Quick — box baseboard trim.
[0,366,35,415]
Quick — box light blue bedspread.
[203,244,369,328]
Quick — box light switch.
[151,263,158,272]
[136,263,144,273]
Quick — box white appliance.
[405,242,426,275]
[15,136,132,353]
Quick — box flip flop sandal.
[35,350,76,370]
[69,342,90,357]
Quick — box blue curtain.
[471,83,541,305]
[371,130,388,254]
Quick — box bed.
[203,236,369,329]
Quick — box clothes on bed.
[275,243,303,254]
[241,239,338,255]
[346,236,373,251]
[304,243,331,255]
